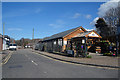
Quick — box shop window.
[58,39,62,46]
[87,40,92,46]
[54,40,56,45]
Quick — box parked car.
[9,43,17,50]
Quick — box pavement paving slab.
[33,50,119,68]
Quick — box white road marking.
[24,54,38,66]
[31,60,38,66]
[33,50,118,70]
[25,54,31,60]
[25,54,28,57]
[44,72,47,74]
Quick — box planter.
[103,53,116,56]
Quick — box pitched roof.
[73,30,102,38]
[43,26,84,41]
[4,35,10,39]
[75,31,91,37]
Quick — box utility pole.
[116,28,119,56]
[84,37,87,57]
[32,28,34,40]
[32,28,34,49]
[116,18,120,57]
[3,23,5,38]
[116,2,120,56]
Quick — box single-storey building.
[37,26,102,55]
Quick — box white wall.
[2,39,6,50]
[88,32,99,37]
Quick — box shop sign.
[82,39,85,44]
[89,32,99,37]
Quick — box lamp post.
[3,23,5,38]
[116,21,120,56]
[116,31,119,56]
[84,37,87,57]
[116,1,120,56]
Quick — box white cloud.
[49,24,62,28]
[90,0,120,26]
[90,17,99,25]
[49,20,65,28]
[98,0,120,17]
[56,20,65,24]
[86,29,94,31]
[85,14,92,19]
[35,8,41,13]
[3,8,42,18]
[72,13,81,19]
[72,13,92,19]
[8,28,23,31]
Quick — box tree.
[95,18,110,37]
[103,1,120,36]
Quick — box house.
[2,37,7,50]
[0,34,11,51]
[38,26,102,54]
[4,35,10,49]
[0,34,7,51]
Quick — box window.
[54,40,56,45]
[64,41,67,45]
[9,44,12,46]
[13,44,17,46]
[58,39,62,46]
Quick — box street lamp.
[116,18,120,56]
[83,37,87,57]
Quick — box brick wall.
[0,38,3,51]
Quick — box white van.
[9,43,17,50]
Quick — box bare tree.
[103,1,120,36]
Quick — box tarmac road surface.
[2,49,118,78]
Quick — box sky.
[2,2,104,40]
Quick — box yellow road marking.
[33,51,118,70]
[3,54,12,64]
[1,51,13,65]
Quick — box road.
[2,49,118,78]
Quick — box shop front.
[66,30,102,57]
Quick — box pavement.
[0,50,10,62]
[33,50,119,68]
[2,49,118,78]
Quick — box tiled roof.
[43,27,81,41]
